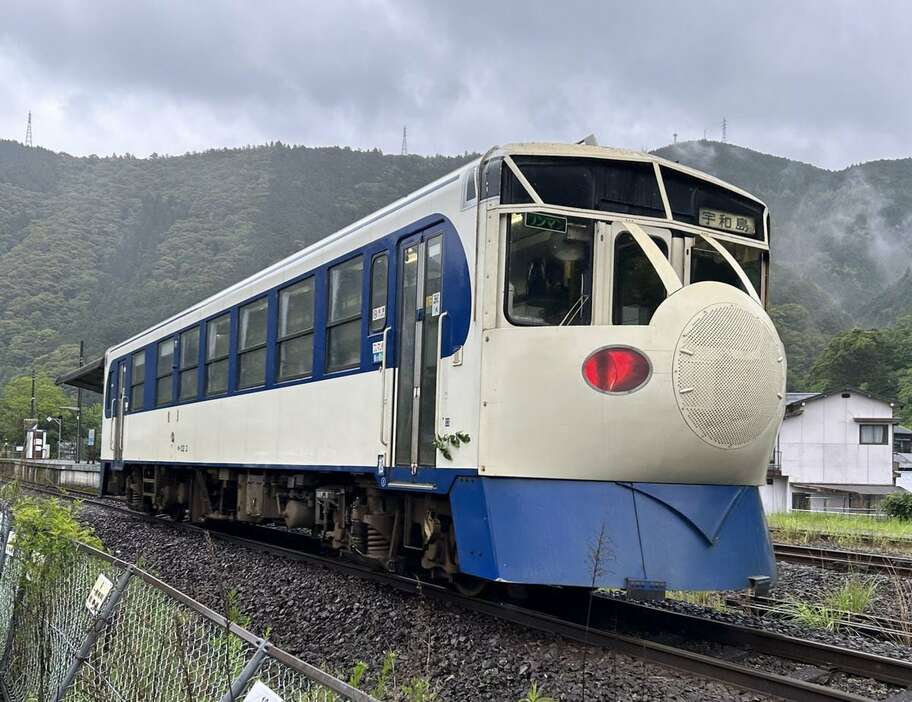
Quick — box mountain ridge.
[1,137,910,389]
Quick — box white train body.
[97,142,785,591]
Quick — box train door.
[112,359,127,466]
[393,231,444,470]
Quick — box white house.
[759,387,906,514]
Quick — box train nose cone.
[673,299,785,449]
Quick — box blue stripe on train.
[449,478,776,591]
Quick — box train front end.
[450,144,786,592]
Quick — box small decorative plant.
[432,431,470,461]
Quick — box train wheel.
[452,573,487,597]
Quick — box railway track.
[728,594,912,642]
[774,543,912,578]
[13,480,912,702]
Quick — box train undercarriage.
[110,466,472,587]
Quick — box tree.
[0,373,70,446]
[807,328,895,398]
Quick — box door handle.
[434,311,449,434]
[379,326,390,448]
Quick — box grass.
[768,511,912,552]
[666,590,728,612]
[780,575,878,632]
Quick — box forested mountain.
[655,141,912,387]
[0,140,472,385]
[1,138,911,393]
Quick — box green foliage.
[10,496,103,581]
[432,431,470,461]
[883,492,912,522]
[807,328,895,397]
[826,576,878,614]
[768,510,912,551]
[0,140,473,393]
[0,372,102,452]
[519,682,556,702]
[780,576,877,632]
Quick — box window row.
[124,253,389,412]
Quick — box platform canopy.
[55,356,105,394]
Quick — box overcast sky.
[1,1,910,170]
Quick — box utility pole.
[400,126,408,156]
[24,112,32,147]
[721,117,727,143]
[30,369,36,419]
[76,340,84,463]
[673,132,678,144]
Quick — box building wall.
[779,393,894,485]
[758,476,789,513]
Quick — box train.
[64,141,786,594]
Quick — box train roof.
[101,140,766,360]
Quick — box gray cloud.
[1,0,910,168]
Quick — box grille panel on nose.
[674,303,784,449]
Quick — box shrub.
[883,492,912,521]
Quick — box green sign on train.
[524,212,567,234]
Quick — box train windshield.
[505,213,594,326]
[690,239,763,298]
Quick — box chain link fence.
[0,502,377,702]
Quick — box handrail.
[435,311,449,435]
[379,326,391,450]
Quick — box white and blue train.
[83,141,786,593]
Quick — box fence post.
[0,505,11,579]
[52,565,135,702]
[218,640,269,702]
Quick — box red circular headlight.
[582,347,651,394]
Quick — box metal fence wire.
[0,503,376,702]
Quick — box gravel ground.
[77,505,774,702]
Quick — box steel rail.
[10,479,911,702]
[774,543,912,577]
[727,595,912,642]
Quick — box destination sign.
[698,208,756,236]
[524,212,567,234]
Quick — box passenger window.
[205,314,231,396]
[370,254,388,334]
[327,257,364,371]
[106,367,117,416]
[130,350,145,411]
[505,213,593,326]
[179,327,200,401]
[278,278,315,381]
[613,233,668,325]
[156,339,174,406]
[238,298,268,389]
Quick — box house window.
[206,313,231,396]
[369,254,388,334]
[326,256,363,371]
[860,424,888,445]
[179,327,200,401]
[278,278,315,381]
[130,350,145,411]
[156,339,175,406]
[238,298,268,389]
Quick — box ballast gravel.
[77,505,773,702]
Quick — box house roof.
[895,452,912,468]
[791,483,907,496]
[896,425,912,436]
[784,386,896,417]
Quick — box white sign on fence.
[243,681,283,702]
[5,530,15,557]
[85,573,114,615]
